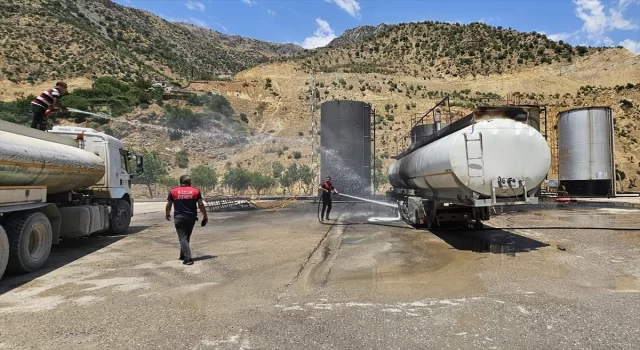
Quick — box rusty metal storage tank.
[557,106,615,197]
[320,100,372,195]
[411,123,448,144]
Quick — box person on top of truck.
[31,82,69,130]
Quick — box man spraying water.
[318,176,339,221]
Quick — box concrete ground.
[1,200,639,349]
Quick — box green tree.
[279,163,299,194]
[175,149,189,169]
[190,165,218,196]
[249,172,276,195]
[297,164,315,194]
[157,175,179,193]
[132,151,167,197]
[223,167,251,194]
[0,95,35,125]
[272,161,284,178]
[372,157,388,192]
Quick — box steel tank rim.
[557,106,612,117]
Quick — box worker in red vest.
[166,175,209,265]
[318,176,339,221]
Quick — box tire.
[6,212,53,274]
[108,200,132,235]
[0,226,9,279]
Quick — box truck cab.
[0,121,143,279]
[49,126,139,204]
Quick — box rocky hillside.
[1,5,640,197]
[298,21,616,78]
[326,24,394,48]
[0,0,304,85]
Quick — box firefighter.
[166,175,209,265]
[318,176,339,221]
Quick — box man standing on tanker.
[30,82,69,130]
[166,175,209,265]
[319,176,339,221]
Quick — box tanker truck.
[0,120,143,279]
[386,106,551,229]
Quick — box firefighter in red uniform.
[166,175,209,265]
[318,176,339,221]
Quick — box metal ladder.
[463,132,485,184]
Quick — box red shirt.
[168,185,202,218]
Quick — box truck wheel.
[108,200,132,235]
[6,212,53,274]
[0,226,9,279]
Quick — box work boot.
[183,258,194,265]
[325,216,331,220]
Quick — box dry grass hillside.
[1,4,639,197]
[0,0,303,87]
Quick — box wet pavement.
[1,200,639,349]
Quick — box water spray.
[337,193,398,209]
[316,191,399,225]
[64,108,314,148]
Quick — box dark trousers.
[321,196,332,219]
[31,104,46,130]
[174,216,197,259]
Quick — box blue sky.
[114,0,640,54]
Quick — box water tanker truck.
[0,120,143,279]
[386,106,551,229]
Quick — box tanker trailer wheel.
[0,226,9,279]
[108,200,132,236]
[5,212,53,274]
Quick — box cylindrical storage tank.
[0,131,106,195]
[320,100,371,196]
[523,106,541,132]
[410,123,448,144]
[388,118,550,199]
[557,107,614,197]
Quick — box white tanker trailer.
[386,106,551,229]
[0,120,143,279]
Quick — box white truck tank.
[388,118,551,199]
[0,127,105,195]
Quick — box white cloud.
[299,18,337,49]
[478,17,495,23]
[620,39,640,54]
[158,13,208,28]
[241,0,256,5]
[185,0,205,12]
[324,0,361,19]
[189,17,207,27]
[548,32,577,41]
[572,0,638,43]
[267,9,276,15]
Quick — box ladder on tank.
[463,132,485,185]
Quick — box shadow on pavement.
[429,226,549,254]
[193,255,217,262]
[0,225,150,295]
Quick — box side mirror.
[136,155,144,175]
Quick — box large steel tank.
[320,100,372,196]
[0,130,105,195]
[411,123,448,144]
[387,118,550,199]
[557,107,614,197]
